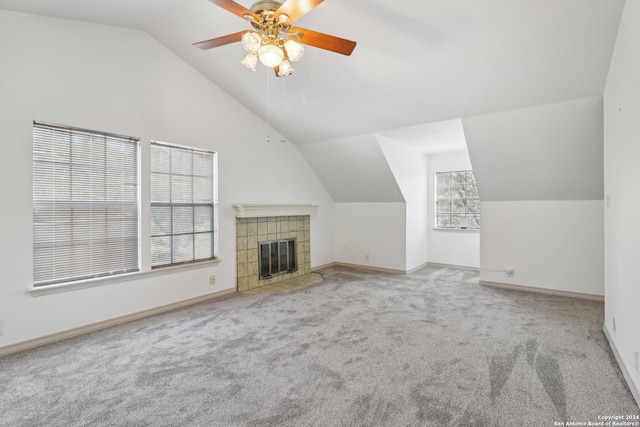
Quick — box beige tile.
[248,262,259,277]
[237,222,247,237]
[247,249,258,263]
[237,263,248,278]
[267,221,277,234]
[257,221,268,235]
[237,249,248,265]
[248,275,259,288]
[238,276,249,290]
[237,236,248,251]
[247,221,258,236]
[248,237,258,250]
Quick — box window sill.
[27,258,222,297]
[433,227,480,232]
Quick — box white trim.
[27,258,222,296]
[318,262,406,275]
[603,323,640,408]
[433,227,480,232]
[479,280,604,302]
[0,288,236,357]
[407,261,431,274]
[313,261,475,275]
[233,204,318,218]
[427,262,480,272]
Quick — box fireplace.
[259,239,297,279]
[234,205,316,291]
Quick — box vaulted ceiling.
[0,0,625,146]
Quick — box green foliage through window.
[435,170,480,229]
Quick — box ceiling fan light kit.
[194,0,357,77]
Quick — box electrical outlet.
[0,319,3,335]
[209,275,216,285]
[613,317,616,333]
[634,350,639,373]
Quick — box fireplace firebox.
[259,239,297,279]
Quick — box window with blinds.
[32,122,140,286]
[150,141,216,268]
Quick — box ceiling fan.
[193,0,357,76]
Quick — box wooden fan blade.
[289,27,357,56]
[275,0,323,25]
[193,31,245,50]
[207,0,260,22]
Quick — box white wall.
[333,203,406,271]
[427,151,480,268]
[376,135,429,271]
[603,0,640,401]
[462,98,605,295]
[480,201,603,296]
[0,11,334,348]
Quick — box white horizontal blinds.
[33,122,140,286]
[435,170,480,229]
[150,141,215,267]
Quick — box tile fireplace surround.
[234,205,317,292]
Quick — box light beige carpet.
[0,265,637,426]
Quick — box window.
[33,122,140,286]
[150,141,217,267]
[435,170,480,229]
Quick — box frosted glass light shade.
[284,40,304,62]
[277,59,294,76]
[241,32,262,53]
[241,52,258,71]
[258,44,284,67]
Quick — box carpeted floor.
[1,265,638,426]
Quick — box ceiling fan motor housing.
[250,0,282,15]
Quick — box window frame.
[32,121,141,287]
[150,140,219,269]
[434,169,480,230]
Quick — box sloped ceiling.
[463,96,604,201]
[298,134,404,203]
[0,0,625,146]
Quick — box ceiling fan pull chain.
[266,66,271,143]
[280,76,286,143]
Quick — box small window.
[150,141,217,268]
[435,170,480,229]
[33,122,140,286]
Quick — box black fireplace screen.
[259,239,296,279]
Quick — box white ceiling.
[0,0,625,146]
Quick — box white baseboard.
[426,262,480,272]
[314,261,476,275]
[479,280,604,302]
[0,289,237,357]
[314,262,406,275]
[406,261,431,274]
[603,323,640,408]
